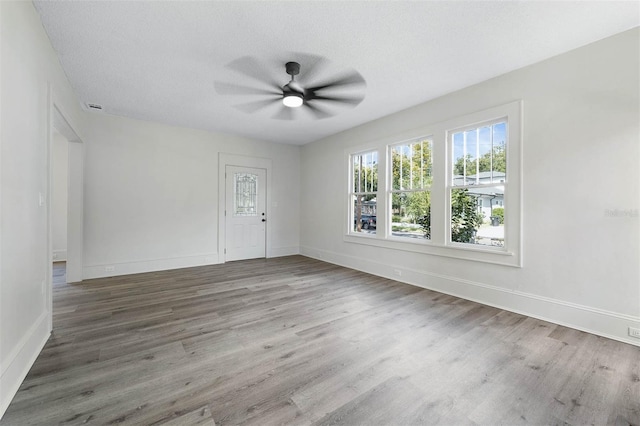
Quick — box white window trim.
[387,137,433,242]
[347,148,380,238]
[446,120,508,252]
[345,101,523,267]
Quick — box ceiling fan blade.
[308,94,364,106]
[296,55,330,85]
[273,105,295,120]
[226,56,282,89]
[306,70,366,93]
[234,98,279,113]
[304,102,333,120]
[214,82,280,97]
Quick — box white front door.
[225,166,267,261]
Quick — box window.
[345,101,521,267]
[389,138,432,240]
[450,121,507,247]
[350,151,378,234]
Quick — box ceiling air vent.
[86,103,103,111]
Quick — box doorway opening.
[47,102,84,333]
[51,128,69,285]
[50,105,83,285]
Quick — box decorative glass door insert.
[234,173,258,216]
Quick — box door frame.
[218,153,272,263]
[47,86,84,329]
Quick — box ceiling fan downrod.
[282,62,303,108]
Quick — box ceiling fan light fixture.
[282,91,303,108]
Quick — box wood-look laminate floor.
[2,256,639,425]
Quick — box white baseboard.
[83,253,220,280]
[82,247,302,280]
[0,312,50,420]
[300,246,640,347]
[269,246,300,258]
[52,249,67,261]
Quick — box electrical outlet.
[393,269,402,277]
[104,266,115,273]
[629,327,640,339]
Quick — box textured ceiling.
[34,1,639,145]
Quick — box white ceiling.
[34,1,639,145]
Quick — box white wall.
[52,130,68,261]
[0,1,87,418]
[81,112,301,279]
[300,28,640,345]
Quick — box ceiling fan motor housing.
[285,62,301,76]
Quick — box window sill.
[344,233,521,267]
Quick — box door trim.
[47,85,84,331]
[218,153,272,263]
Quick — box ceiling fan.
[214,56,366,120]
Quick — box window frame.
[387,137,434,242]
[345,101,522,267]
[446,118,509,251]
[348,149,379,238]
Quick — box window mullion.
[399,148,403,190]
[476,127,480,185]
[358,156,362,193]
[463,130,467,185]
[490,123,494,183]
[409,144,413,190]
[420,141,424,189]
